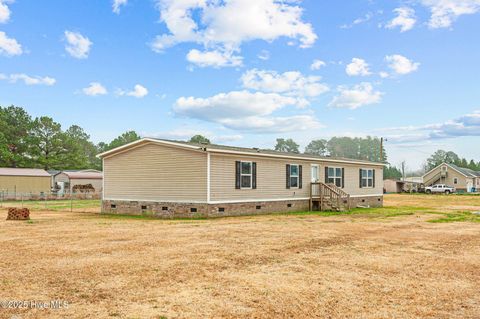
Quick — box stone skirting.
[102,195,383,218]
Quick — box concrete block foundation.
[102,195,383,219]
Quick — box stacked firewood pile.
[72,184,96,193]
[6,207,30,220]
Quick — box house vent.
[111,204,116,209]
[162,207,168,211]
[141,205,147,210]
[191,207,197,213]
[287,203,292,208]
[218,207,225,212]
[256,205,262,210]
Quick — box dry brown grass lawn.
[1,194,480,319]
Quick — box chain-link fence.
[0,191,102,213]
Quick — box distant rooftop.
[0,167,50,177]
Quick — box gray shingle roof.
[448,163,480,177]
[150,138,384,166]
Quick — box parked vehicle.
[425,184,456,194]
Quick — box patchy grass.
[1,198,480,319]
[427,211,480,223]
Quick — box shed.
[0,168,51,196]
[53,171,103,194]
[384,179,405,193]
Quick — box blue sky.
[1,0,479,170]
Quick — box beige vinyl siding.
[104,142,207,201]
[423,164,469,189]
[210,153,383,201]
[0,176,51,194]
[320,163,383,196]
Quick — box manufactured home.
[423,163,480,192]
[98,138,384,218]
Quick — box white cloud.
[82,82,107,96]
[3,73,56,86]
[112,0,128,14]
[0,31,22,56]
[379,71,390,78]
[310,59,326,70]
[386,7,416,32]
[340,12,373,29]
[116,84,149,98]
[345,58,371,76]
[385,54,420,75]
[186,49,242,68]
[173,90,321,133]
[329,82,383,110]
[220,115,322,133]
[152,0,317,68]
[64,31,92,59]
[257,50,270,61]
[241,69,329,101]
[379,110,480,143]
[0,0,13,24]
[421,0,480,29]
[175,90,296,120]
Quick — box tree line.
[426,150,480,172]
[3,106,477,176]
[0,105,140,170]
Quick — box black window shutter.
[359,169,363,188]
[325,166,329,183]
[286,164,291,189]
[252,162,257,189]
[299,165,303,189]
[373,169,376,188]
[235,161,241,189]
[342,168,345,188]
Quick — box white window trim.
[311,164,319,182]
[361,168,374,189]
[289,164,300,189]
[327,166,343,188]
[240,161,253,190]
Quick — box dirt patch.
[1,200,480,318]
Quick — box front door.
[311,165,319,182]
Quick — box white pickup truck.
[425,184,456,194]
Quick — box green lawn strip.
[427,211,480,223]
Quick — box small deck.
[309,182,351,211]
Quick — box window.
[361,169,374,188]
[311,165,319,182]
[240,161,253,188]
[454,178,458,184]
[290,164,299,188]
[328,167,343,188]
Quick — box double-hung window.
[327,167,343,188]
[290,164,299,188]
[241,161,252,189]
[361,169,374,188]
